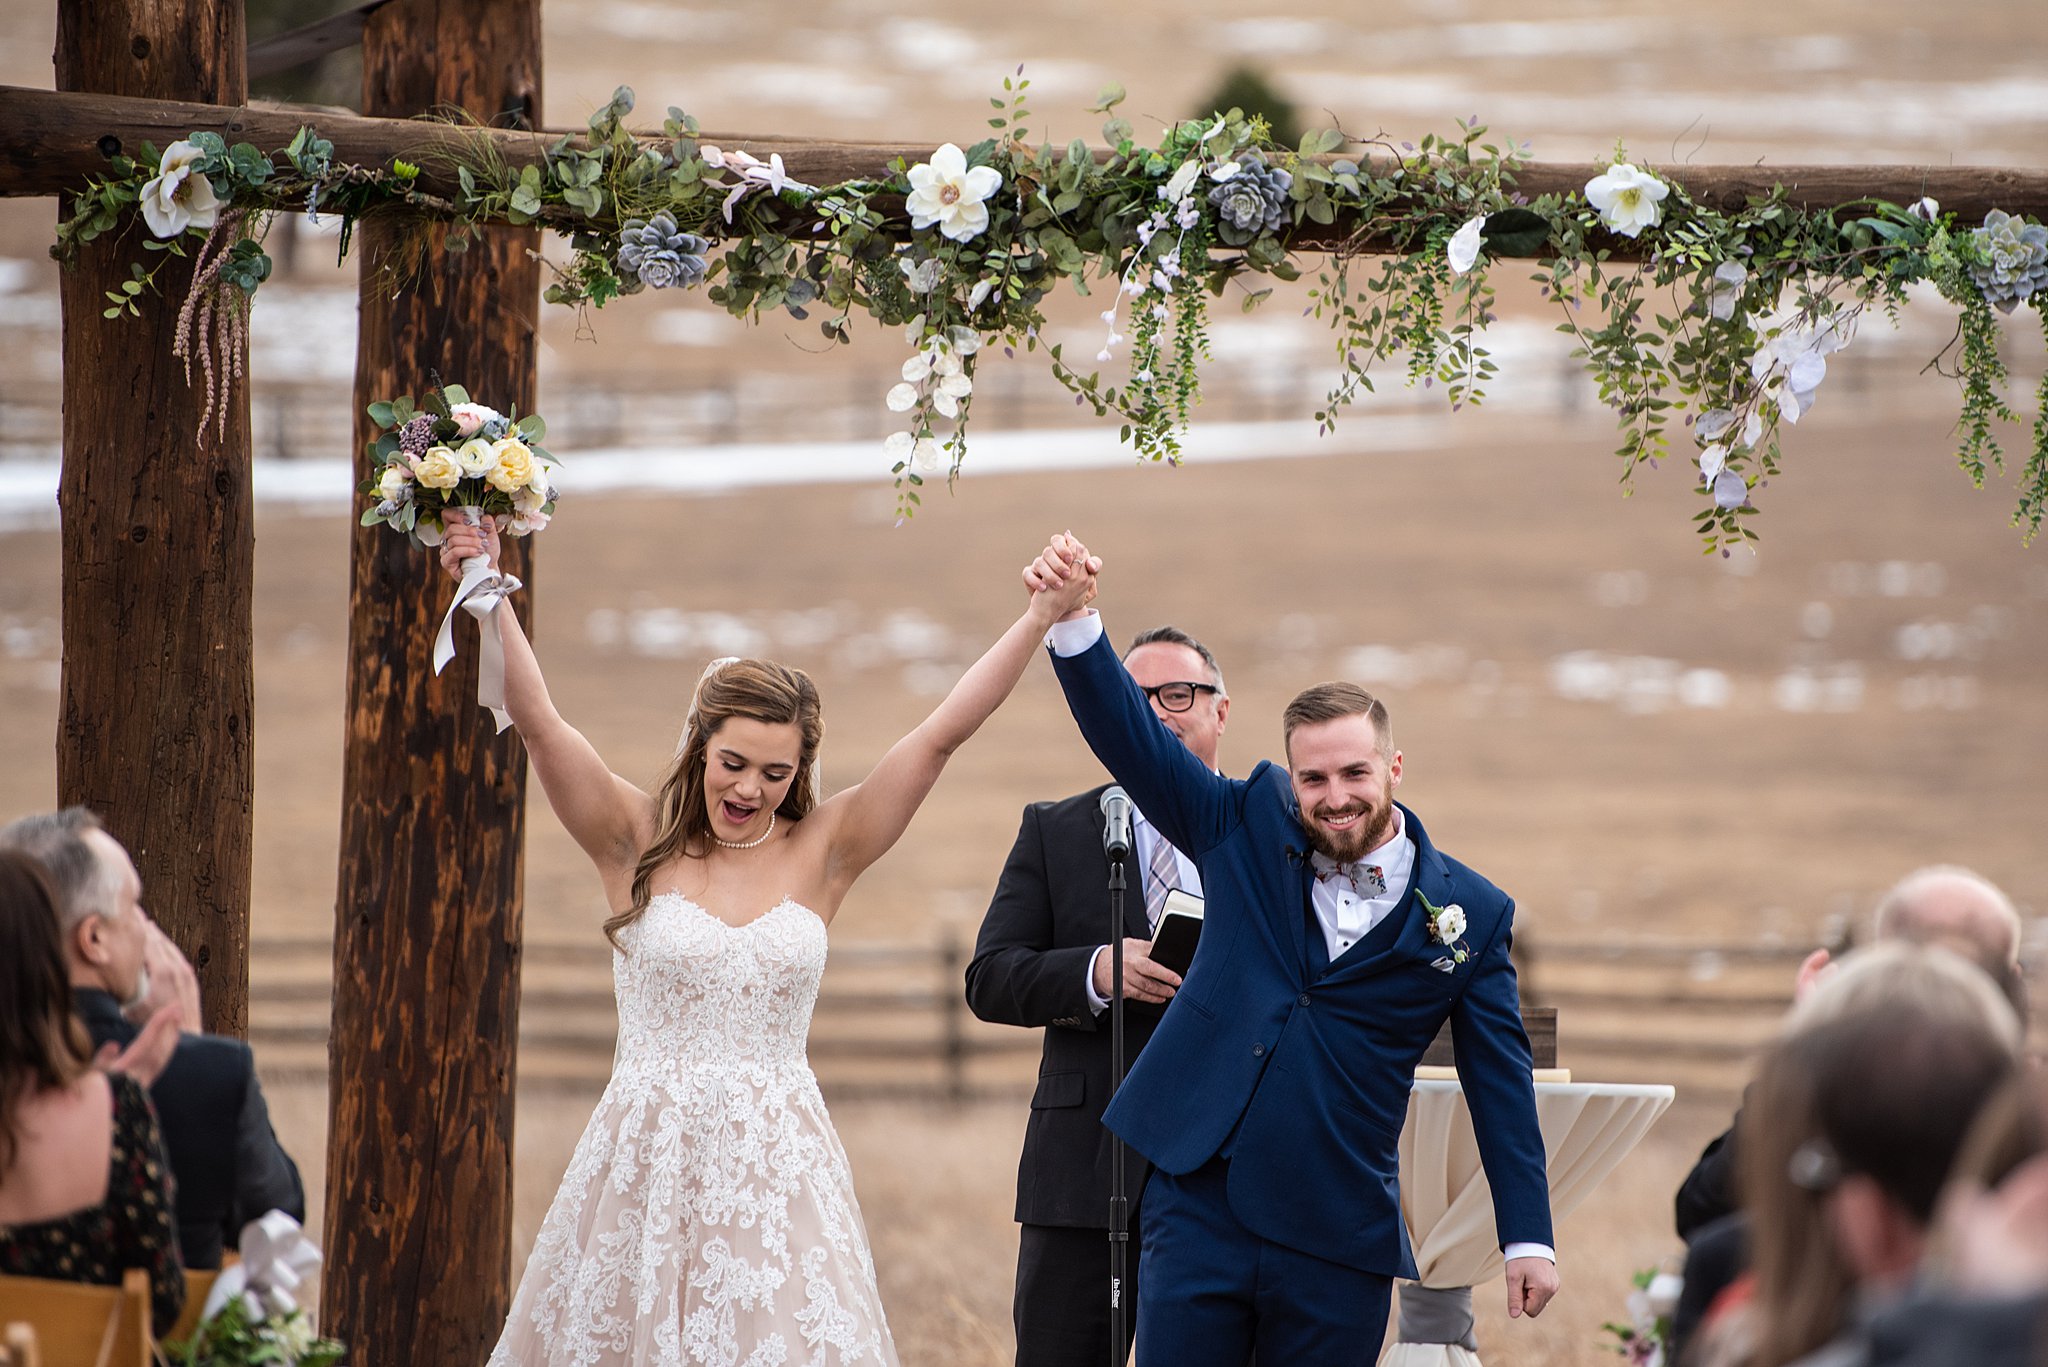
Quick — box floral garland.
[51,79,2048,547]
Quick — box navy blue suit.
[1051,632,1552,1363]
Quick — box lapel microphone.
[1099,786,1133,861]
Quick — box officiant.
[966,625,1230,1367]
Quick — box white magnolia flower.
[1584,162,1669,238]
[139,140,222,238]
[1447,215,1487,275]
[905,143,1003,243]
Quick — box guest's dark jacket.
[73,988,305,1269]
[965,784,1168,1227]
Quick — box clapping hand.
[1022,531,1101,621]
[437,512,501,582]
[96,1002,181,1087]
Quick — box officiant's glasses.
[1140,681,1221,713]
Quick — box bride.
[437,518,1095,1366]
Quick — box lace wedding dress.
[490,895,900,1367]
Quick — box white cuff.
[1044,609,1104,656]
[1084,945,1111,1014]
[1503,1242,1556,1264]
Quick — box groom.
[1026,536,1557,1365]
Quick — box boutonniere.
[1417,890,1470,965]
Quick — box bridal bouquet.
[358,381,557,546]
[360,381,555,732]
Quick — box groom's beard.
[120,964,152,1017]
[1303,796,1396,864]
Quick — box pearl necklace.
[712,811,776,850]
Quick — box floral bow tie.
[1310,852,1386,897]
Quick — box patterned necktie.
[1144,830,1180,931]
[1310,851,1386,898]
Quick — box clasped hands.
[1022,531,1101,621]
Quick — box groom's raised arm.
[1044,611,1235,861]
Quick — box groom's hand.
[1505,1256,1559,1319]
[1093,938,1182,1004]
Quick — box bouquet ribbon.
[199,1209,324,1325]
[434,508,522,733]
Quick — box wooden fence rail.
[242,930,2043,1103]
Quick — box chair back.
[163,1265,221,1348]
[0,1268,148,1367]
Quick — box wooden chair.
[0,1268,149,1367]
[163,1265,220,1348]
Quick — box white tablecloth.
[1379,1080,1676,1367]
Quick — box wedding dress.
[489,894,900,1367]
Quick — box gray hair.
[1124,625,1226,695]
[1789,940,2023,1054]
[0,808,125,932]
[1874,864,2023,970]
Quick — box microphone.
[1099,786,1134,861]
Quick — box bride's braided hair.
[606,658,823,949]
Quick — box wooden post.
[321,0,540,1358]
[53,3,253,1038]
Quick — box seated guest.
[0,850,184,1335]
[0,809,304,1270]
[1674,864,2025,1243]
[1721,943,2022,1367]
[1843,1069,2048,1367]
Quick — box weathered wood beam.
[6,83,2048,250]
[247,0,394,79]
[319,0,538,1359]
[54,5,253,1039]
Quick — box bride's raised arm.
[438,518,651,871]
[810,533,1100,892]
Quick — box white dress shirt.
[1084,807,1203,1014]
[1048,610,1554,1266]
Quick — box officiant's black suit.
[966,785,1170,1367]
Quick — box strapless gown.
[489,895,899,1367]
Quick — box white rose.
[1434,903,1467,943]
[138,140,222,238]
[485,437,536,493]
[377,463,412,501]
[448,402,500,437]
[412,446,463,490]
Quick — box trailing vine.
[49,81,2048,546]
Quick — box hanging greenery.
[50,80,2048,547]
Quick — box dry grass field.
[3,0,2047,1361]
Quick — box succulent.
[616,211,710,290]
[397,414,438,458]
[1207,153,1293,246]
[1969,209,2048,314]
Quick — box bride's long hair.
[606,657,824,949]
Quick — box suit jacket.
[1051,632,1553,1278]
[965,784,1168,1228]
[74,988,306,1270]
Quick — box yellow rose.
[455,437,496,476]
[413,446,463,490]
[485,437,536,494]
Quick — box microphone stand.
[1106,847,1130,1366]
